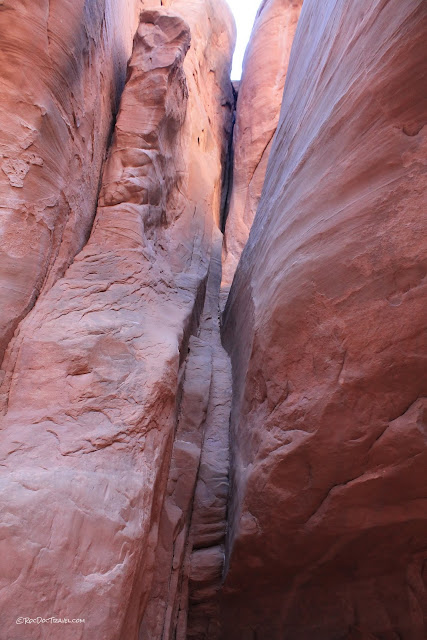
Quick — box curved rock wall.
[221,0,303,290]
[1,0,426,638]
[221,0,427,637]
[0,2,235,638]
[137,3,236,638]
[0,0,155,366]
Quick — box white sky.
[226,0,261,80]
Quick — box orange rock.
[1,0,425,637]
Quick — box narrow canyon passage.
[140,229,233,639]
[0,1,426,639]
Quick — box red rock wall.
[0,2,235,638]
[137,3,236,637]
[221,0,303,290]
[1,0,425,638]
[221,0,427,637]
[140,229,232,640]
[0,0,157,367]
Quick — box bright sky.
[226,0,261,80]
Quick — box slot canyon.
[0,0,426,639]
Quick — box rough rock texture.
[221,0,303,291]
[185,235,231,640]
[0,0,157,366]
[139,230,232,640]
[2,0,425,638]
[136,3,236,636]
[221,0,427,638]
[0,2,234,638]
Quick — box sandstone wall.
[136,2,236,637]
[0,2,234,638]
[139,229,232,640]
[221,0,427,637]
[221,0,303,290]
[2,0,425,638]
[0,0,158,366]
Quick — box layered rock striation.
[0,0,156,366]
[221,0,303,291]
[140,229,232,640]
[221,0,427,637]
[0,0,426,638]
[0,2,234,638]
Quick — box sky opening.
[226,0,261,80]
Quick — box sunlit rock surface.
[0,2,234,638]
[0,0,156,365]
[222,0,303,292]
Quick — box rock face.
[1,0,426,638]
[221,0,303,290]
[221,0,427,638]
[139,230,232,640]
[0,0,155,366]
[0,2,234,639]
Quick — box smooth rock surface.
[221,0,427,637]
[0,0,156,365]
[0,2,234,638]
[222,0,303,290]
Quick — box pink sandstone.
[0,2,235,638]
[0,0,426,638]
[221,0,303,291]
[0,0,159,367]
[221,0,427,637]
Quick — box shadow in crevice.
[220,82,238,233]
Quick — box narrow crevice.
[185,235,233,640]
[220,83,238,232]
